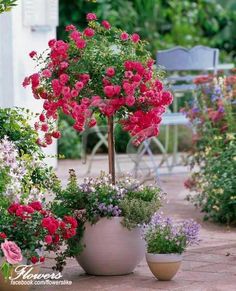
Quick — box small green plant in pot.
[144,213,200,281]
[52,171,163,275]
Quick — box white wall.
[0,0,58,167]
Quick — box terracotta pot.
[146,253,182,281]
[0,258,40,291]
[76,217,145,275]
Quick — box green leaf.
[0,261,12,281]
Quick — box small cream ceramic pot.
[146,253,182,281]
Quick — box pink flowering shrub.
[23,13,173,146]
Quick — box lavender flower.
[144,213,200,254]
[181,219,200,245]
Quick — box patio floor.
[33,156,236,291]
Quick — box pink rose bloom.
[76,39,86,49]
[106,67,115,77]
[86,13,97,21]
[70,30,81,42]
[48,39,56,48]
[71,89,78,98]
[44,235,53,245]
[59,73,69,85]
[1,241,23,265]
[65,24,76,31]
[83,28,95,38]
[120,32,129,41]
[29,51,37,58]
[101,20,111,30]
[131,33,140,43]
[75,81,84,91]
[126,96,135,106]
[42,69,52,78]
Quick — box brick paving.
[33,157,236,291]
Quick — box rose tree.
[24,13,173,182]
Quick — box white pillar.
[0,0,58,168]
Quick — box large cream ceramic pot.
[76,217,145,275]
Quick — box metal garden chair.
[132,45,219,179]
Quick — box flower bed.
[184,75,236,224]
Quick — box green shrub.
[0,108,41,155]
[58,0,236,61]
[58,118,82,159]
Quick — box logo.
[9,265,72,286]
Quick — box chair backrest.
[157,46,219,73]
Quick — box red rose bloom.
[106,67,115,77]
[120,32,129,41]
[65,24,76,31]
[29,201,42,211]
[131,33,140,43]
[0,232,7,239]
[29,51,37,58]
[52,131,61,139]
[44,235,53,245]
[63,228,76,239]
[76,39,86,49]
[63,216,78,228]
[42,217,59,235]
[84,28,95,38]
[53,234,60,243]
[41,123,49,132]
[88,119,96,128]
[86,13,97,21]
[8,203,20,215]
[31,256,39,264]
[101,20,111,30]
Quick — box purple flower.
[211,94,218,102]
[192,107,200,113]
[218,106,224,113]
[181,219,200,245]
[144,213,200,252]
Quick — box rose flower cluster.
[23,13,173,146]
[0,201,77,266]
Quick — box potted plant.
[0,201,77,290]
[144,213,200,281]
[52,170,163,275]
[24,12,172,276]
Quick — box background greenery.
[57,0,236,158]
